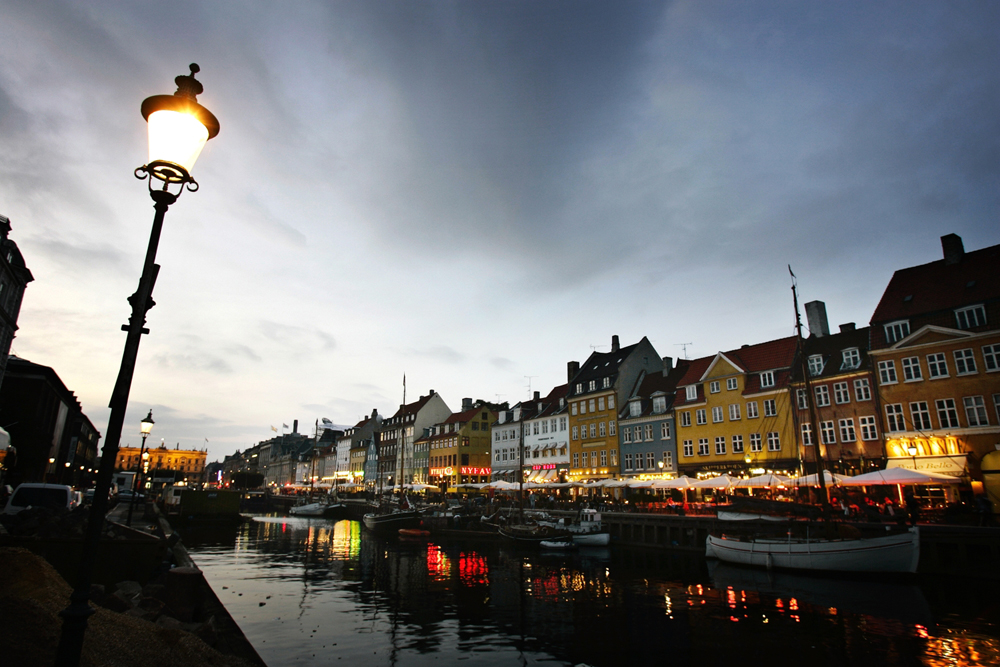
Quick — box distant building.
[618,358,688,479]
[115,441,207,484]
[379,390,450,489]
[522,387,569,483]
[425,400,496,491]
[0,215,34,393]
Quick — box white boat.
[568,508,611,546]
[540,539,577,550]
[705,526,920,574]
[289,496,347,519]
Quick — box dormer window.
[807,355,824,376]
[685,385,697,401]
[884,320,910,344]
[760,371,775,388]
[575,383,583,394]
[841,348,861,371]
[602,377,610,389]
[629,401,641,417]
[588,380,596,391]
[955,304,986,330]
[653,396,666,413]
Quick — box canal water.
[184,517,999,667]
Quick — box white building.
[522,385,570,483]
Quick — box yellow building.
[673,337,800,477]
[115,442,206,480]
[870,326,1000,478]
[566,336,663,481]
[428,405,496,490]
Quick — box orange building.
[116,442,207,481]
[427,404,497,490]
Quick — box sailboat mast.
[790,266,830,510]
[398,375,406,498]
[518,405,524,524]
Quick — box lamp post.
[907,444,919,471]
[56,64,219,667]
[126,410,154,526]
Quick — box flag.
[205,438,209,443]
[403,374,406,388]
[283,423,289,429]
[271,425,278,433]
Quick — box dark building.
[0,356,101,487]
[0,215,34,393]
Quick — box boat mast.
[397,375,406,500]
[518,405,524,524]
[790,266,831,511]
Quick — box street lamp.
[56,64,219,667]
[907,444,919,471]
[127,410,154,526]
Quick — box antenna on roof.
[675,342,693,360]
[589,344,606,351]
[524,376,537,399]
[495,394,505,404]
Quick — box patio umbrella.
[838,467,960,486]
[626,479,654,488]
[651,476,694,489]
[405,483,440,491]
[790,470,849,486]
[601,480,629,488]
[733,473,790,488]
[691,474,736,489]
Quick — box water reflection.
[183,518,999,667]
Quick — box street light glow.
[146,109,209,174]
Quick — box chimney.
[662,356,673,376]
[839,323,856,333]
[805,301,830,337]
[533,391,540,401]
[941,233,964,265]
[567,360,580,383]
[293,419,298,434]
[429,389,435,395]
[462,397,473,411]
[611,335,620,353]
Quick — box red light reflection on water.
[458,551,488,586]
[427,543,450,580]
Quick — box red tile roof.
[871,243,1000,323]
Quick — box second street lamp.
[56,64,220,667]
[127,410,155,526]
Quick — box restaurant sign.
[430,467,454,477]
[887,454,967,477]
[461,466,491,476]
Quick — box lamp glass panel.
[147,109,209,173]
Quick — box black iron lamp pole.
[126,410,155,527]
[55,64,219,667]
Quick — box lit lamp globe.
[139,63,220,186]
[140,410,155,436]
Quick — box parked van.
[2,483,75,515]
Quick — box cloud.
[407,345,465,364]
[490,356,515,371]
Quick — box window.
[685,386,697,401]
[696,409,707,425]
[610,449,618,466]
[764,399,777,417]
[683,440,694,457]
[984,344,999,372]
[747,402,759,418]
[750,433,762,452]
[589,380,596,391]
[624,453,633,470]
[602,377,611,388]
[645,424,653,441]
[590,423,596,438]
[860,416,877,441]
[834,382,850,404]
[885,404,905,432]
[727,378,738,391]
[885,320,910,343]
[801,423,814,446]
[732,435,744,453]
[710,381,720,393]
[591,451,599,467]
[839,418,856,442]
[608,396,615,409]
[571,402,578,416]
[807,355,824,376]
[715,436,726,455]
[797,389,808,410]
[589,399,596,412]
[653,396,666,413]
[572,426,579,440]
[814,385,830,407]
[663,451,673,467]
[698,439,709,456]
[661,422,670,439]
[841,348,861,371]
[575,383,583,394]
[622,427,632,443]
[910,402,932,430]
[854,378,871,402]
[902,357,922,381]
[729,404,741,420]
[954,349,977,375]
[598,397,606,411]
[820,421,836,445]
[609,421,616,436]
[644,452,653,468]
[533,422,540,435]
[995,394,1000,423]
[681,412,691,427]
[964,396,988,426]
[599,422,607,437]
[601,450,608,466]
[878,360,898,384]
[927,353,948,378]
[712,406,724,423]
[573,452,579,467]
[629,401,641,417]
[767,432,781,451]
[560,417,567,431]
[955,304,986,330]
[760,371,775,388]
[936,399,960,428]
[495,431,500,442]
[633,425,642,442]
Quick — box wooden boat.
[498,523,572,545]
[363,494,422,534]
[398,528,430,539]
[289,495,347,519]
[705,526,920,574]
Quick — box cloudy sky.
[1,1,997,461]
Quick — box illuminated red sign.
[430,467,453,477]
[531,464,557,470]
[461,466,491,476]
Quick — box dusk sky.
[1,1,997,462]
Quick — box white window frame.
[683,440,694,457]
[746,402,759,419]
[833,382,850,404]
[884,320,910,344]
[698,438,709,456]
[599,421,607,437]
[729,404,741,421]
[653,396,666,414]
[878,360,898,384]
[712,406,724,423]
[710,381,720,393]
[797,389,808,410]
[749,433,762,453]
[885,404,904,432]
[633,425,642,442]
[838,418,856,443]
[760,371,775,388]
[602,377,611,389]
[763,399,777,417]
[715,436,726,455]
[860,416,877,441]
[685,385,697,401]
[696,409,707,425]
[731,434,744,453]
[854,378,871,402]
[909,401,932,430]
[841,348,861,371]
[902,357,922,382]
[766,432,781,452]
[609,421,616,436]
[645,424,653,441]
[936,398,960,428]
[800,423,814,446]
[660,422,670,439]
[624,453,633,471]
[820,421,836,445]
[954,349,977,375]
[807,355,824,376]
[814,385,830,407]
[927,353,949,378]
[984,344,1000,372]
[589,380,596,391]
[964,396,988,427]
[726,378,738,391]
[955,304,986,330]
[680,411,691,427]
[598,397,606,411]
[572,426,579,440]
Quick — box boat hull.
[289,503,347,519]
[498,525,572,545]
[363,510,422,533]
[572,531,610,547]
[705,527,919,574]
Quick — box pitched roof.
[790,326,871,382]
[390,392,437,419]
[570,341,642,386]
[445,405,496,424]
[871,242,1000,324]
[620,361,690,419]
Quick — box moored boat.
[289,496,348,519]
[498,523,572,545]
[705,526,920,574]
